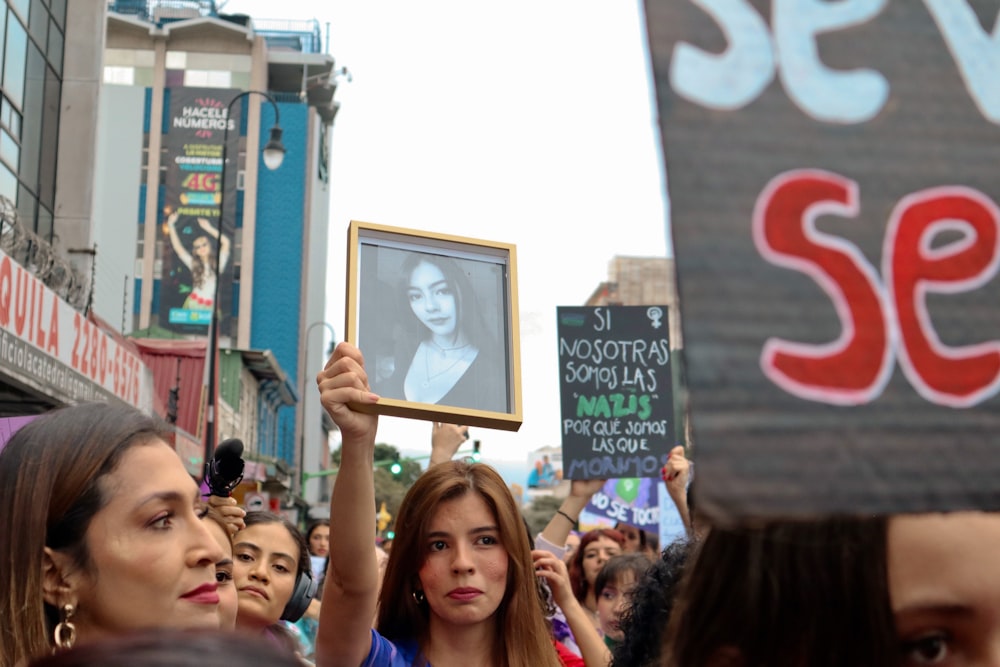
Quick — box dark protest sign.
[644,0,1000,520]
[557,306,673,479]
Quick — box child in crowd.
[594,553,653,652]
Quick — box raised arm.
[662,446,693,537]
[429,422,468,467]
[533,550,611,667]
[166,212,192,268]
[314,342,381,667]
[538,478,606,555]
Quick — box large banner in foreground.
[645,0,1000,519]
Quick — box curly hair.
[610,539,691,667]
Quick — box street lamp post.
[297,321,335,496]
[204,90,286,467]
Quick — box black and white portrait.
[355,237,512,416]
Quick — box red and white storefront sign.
[0,249,152,409]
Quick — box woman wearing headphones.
[231,511,316,658]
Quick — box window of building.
[8,0,26,24]
[4,14,27,109]
[46,16,60,73]
[184,69,232,88]
[27,0,44,49]
[0,161,17,202]
[104,65,134,85]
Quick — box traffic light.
[389,453,402,477]
[472,440,481,462]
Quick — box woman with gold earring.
[0,403,226,667]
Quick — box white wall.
[91,84,145,332]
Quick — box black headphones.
[280,567,318,622]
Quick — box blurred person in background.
[593,554,653,654]
[614,523,659,561]
[205,508,239,629]
[568,529,626,633]
[610,540,691,667]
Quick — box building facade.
[0,0,158,417]
[99,1,342,510]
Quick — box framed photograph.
[346,220,523,431]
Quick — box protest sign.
[585,478,661,530]
[557,305,674,479]
[644,0,1000,519]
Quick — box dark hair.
[610,539,691,667]
[615,521,661,555]
[29,629,302,667]
[593,552,653,600]
[568,528,625,603]
[241,511,311,581]
[0,403,173,667]
[305,519,330,551]
[377,460,561,667]
[396,252,493,348]
[663,516,897,667]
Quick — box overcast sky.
[223,0,671,463]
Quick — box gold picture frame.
[345,220,522,431]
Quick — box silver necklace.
[422,343,473,386]
[428,338,471,353]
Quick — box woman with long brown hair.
[315,341,561,667]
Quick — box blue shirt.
[362,629,425,667]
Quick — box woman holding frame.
[315,342,560,667]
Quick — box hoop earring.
[412,589,426,605]
[52,603,76,652]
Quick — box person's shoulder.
[363,629,422,667]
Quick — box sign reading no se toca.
[645,0,1000,520]
[557,306,674,479]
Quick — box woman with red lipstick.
[0,402,226,667]
[316,342,561,667]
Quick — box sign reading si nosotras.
[557,306,674,479]
[645,0,1000,520]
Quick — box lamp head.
[263,126,285,170]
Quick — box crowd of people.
[1,341,999,666]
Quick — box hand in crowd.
[532,549,574,610]
[429,421,469,466]
[316,342,379,441]
[661,445,690,498]
[570,478,606,500]
[206,495,246,536]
